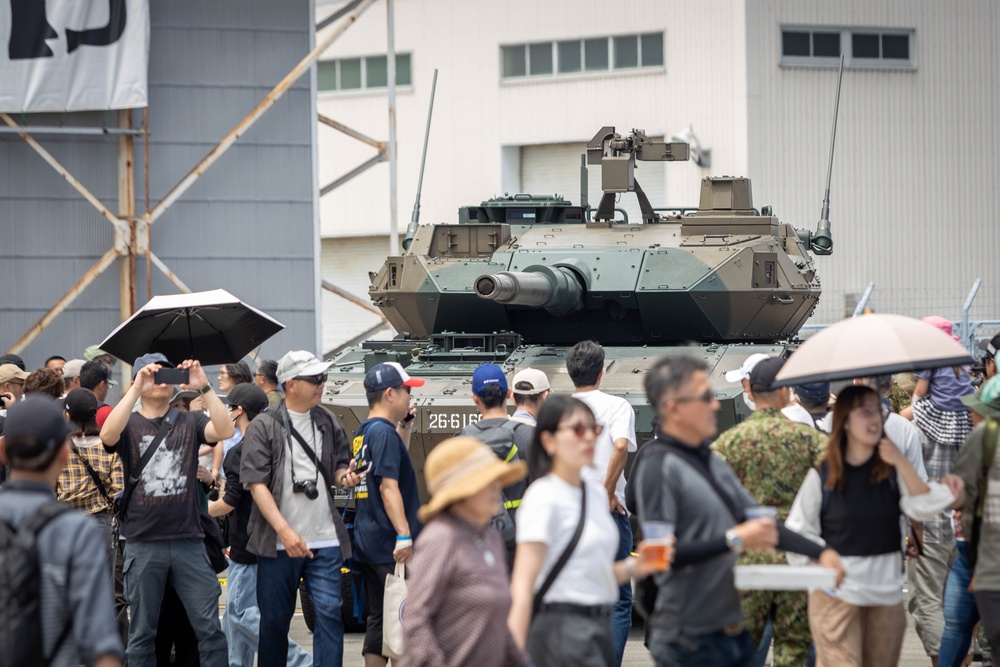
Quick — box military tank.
[323,126,835,500]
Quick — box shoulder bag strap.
[664,442,745,523]
[532,482,587,615]
[69,442,112,508]
[275,408,341,512]
[117,408,179,518]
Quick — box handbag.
[383,562,407,659]
[532,482,587,616]
[200,512,229,573]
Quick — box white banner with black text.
[0,0,148,113]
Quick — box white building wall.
[748,0,1000,322]
[317,0,999,350]
[316,0,749,238]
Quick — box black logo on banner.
[9,0,127,60]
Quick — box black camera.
[293,479,319,500]
[207,485,220,502]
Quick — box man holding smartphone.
[353,361,423,667]
[100,352,235,667]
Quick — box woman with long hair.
[508,396,669,667]
[786,385,955,666]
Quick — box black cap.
[132,353,173,380]
[0,353,26,371]
[979,334,1000,359]
[3,395,70,462]
[226,383,268,416]
[748,357,786,393]
[64,388,98,425]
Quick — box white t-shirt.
[517,475,619,605]
[782,402,816,428]
[573,389,637,510]
[277,409,338,550]
[884,413,928,482]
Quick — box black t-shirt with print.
[113,411,210,542]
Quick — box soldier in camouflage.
[712,357,826,667]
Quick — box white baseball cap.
[276,351,333,384]
[511,368,550,395]
[723,353,771,384]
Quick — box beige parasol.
[774,313,973,386]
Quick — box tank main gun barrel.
[474,266,584,317]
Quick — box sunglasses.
[557,422,604,438]
[293,374,328,385]
[670,389,717,404]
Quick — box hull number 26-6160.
[426,412,480,431]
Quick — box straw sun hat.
[418,436,527,524]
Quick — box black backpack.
[0,501,75,666]
[458,420,530,547]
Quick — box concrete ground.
[219,575,955,666]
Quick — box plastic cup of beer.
[639,521,675,570]
[744,506,778,521]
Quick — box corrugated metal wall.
[748,0,1000,323]
[320,236,396,354]
[1,0,320,370]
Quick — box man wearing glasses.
[242,350,364,667]
[711,357,827,667]
[631,354,843,667]
[352,361,422,667]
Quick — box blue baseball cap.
[364,362,425,393]
[132,352,173,380]
[472,364,508,397]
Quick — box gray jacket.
[0,480,124,666]
[240,402,353,559]
[635,440,756,644]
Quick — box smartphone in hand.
[153,367,190,385]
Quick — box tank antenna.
[810,55,844,255]
[403,68,439,252]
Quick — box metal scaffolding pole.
[386,0,399,255]
[147,0,376,226]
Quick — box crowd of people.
[1,318,999,667]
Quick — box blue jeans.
[651,629,756,667]
[611,510,633,667]
[224,561,312,667]
[257,547,344,667]
[123,539,228,667]
[939,542,980,667]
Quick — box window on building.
[317,53,413,92]
[529,42,553,75]
[502,32,665,80]
[780,27,914,68]
[558,40,582,73]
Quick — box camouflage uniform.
[712,408,826,667]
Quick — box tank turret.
[369,128,826,345]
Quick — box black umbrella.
[100,289,285,366]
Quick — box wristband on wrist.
[395,535,411,541]
[199,383,213,395]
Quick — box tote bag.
[383,563,407,659]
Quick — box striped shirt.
[56,435,124,515]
